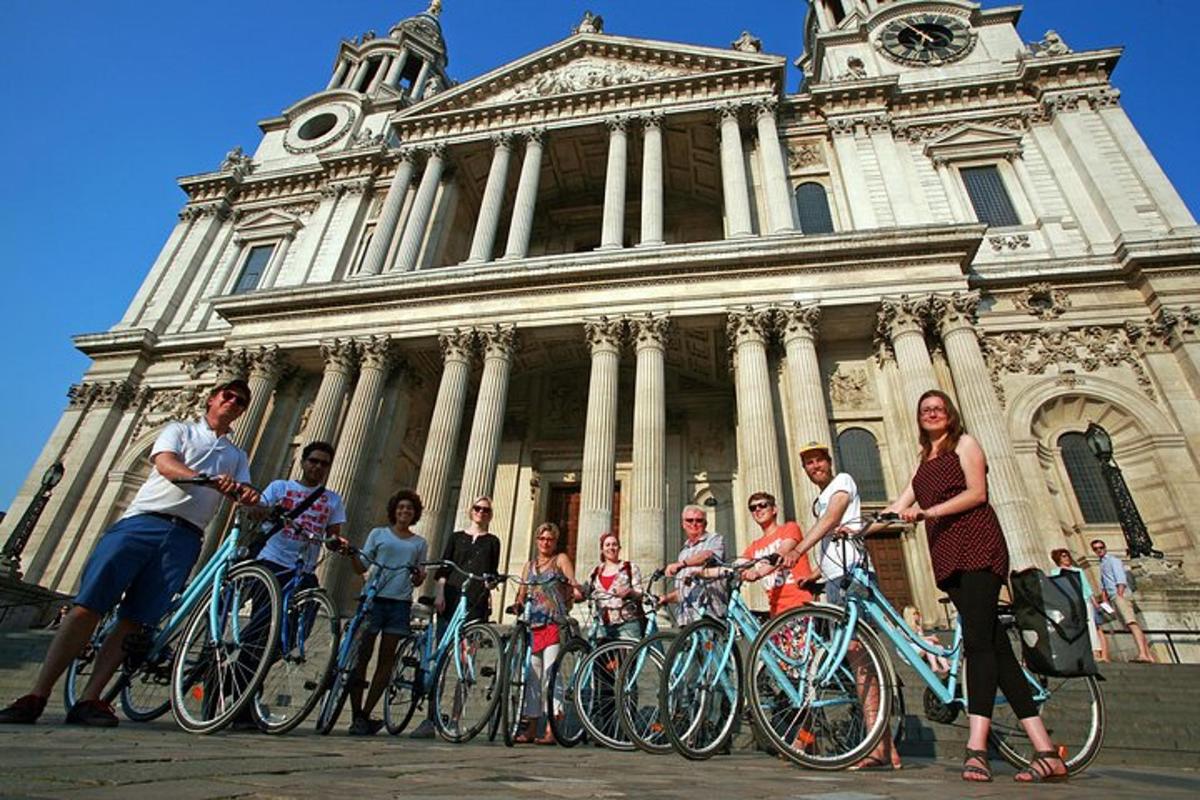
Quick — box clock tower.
[799,0,1028,85]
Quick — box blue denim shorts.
[75,513,203,625]
[365,597,412,636]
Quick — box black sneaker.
[65,699,119,727]
[348,716,383,736]
[0,694,47,724]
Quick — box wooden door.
[544,484,621,563]
[865,530,913,610]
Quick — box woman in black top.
[434,495,502,628]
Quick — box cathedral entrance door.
[544,484,621,563]
[864,530,913,611]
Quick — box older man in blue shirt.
[1091,539,1154,663]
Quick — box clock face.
[877,13,975,66]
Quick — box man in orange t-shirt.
[741,491,814,616]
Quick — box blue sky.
[0,1,1196,512]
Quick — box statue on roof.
[427,0,443,16]
[573,11,604,35]
[731,31,763,54]
[1028,30,1072,57]
[219,146,253,174]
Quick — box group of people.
[2,374,1134,784]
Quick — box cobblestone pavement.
[0,720,1197,800]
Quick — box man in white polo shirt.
[0,379,260,727]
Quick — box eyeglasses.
[919,406,947,418]
[305,457,332,468]
[220,390,249,407]
[537,536,556,541]
[472,505,493,515]
[682,517,706,525]
[1091,545,1106,552]
[748,501,774,512]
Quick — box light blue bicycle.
[746,512,1105,773]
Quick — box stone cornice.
[73,328,158,358]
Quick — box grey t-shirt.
[361,527,428,601]
[676,530,727,625]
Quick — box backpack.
[1010,567,1099,678]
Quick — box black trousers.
[944,570,1039,720]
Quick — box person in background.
[1091,540,1154,663]
[584,532,646,641]
[1049,549,1105,663]
[902,605,951,675]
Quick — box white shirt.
[256,480,347,573]
[814,472,863,581]
[123,418,251,529]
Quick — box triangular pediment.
[404,32,784,117]
[925,123,1024,160]
[236,209,303,230]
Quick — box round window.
[297,113,338,141]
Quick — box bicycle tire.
[486,631,509,742]
[383,634,422,735]
[616,630,677,755]
[500,627,530,747]
[64,610,117,714]
[660,618,743,760]
[430,622,503,743]
[747,604,893,770]
[169,562,282,734]
[314,617,366,735]
[548,637,591,747]
[121,615,184,722]
[575,639,636,751]
[989,672,1105,775]
[254,588,340,735]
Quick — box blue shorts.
[75,513,203,625]
[365,598,412,636]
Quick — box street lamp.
[1,461,66,579]
[1083,423,1162,559]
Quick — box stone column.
[503,128,545,260]
[717,103,753,238]
[412,59,432,99]
[348,60,370,92]
[728,307,783,544]
[778,304,830,515]
[393,144,446,272]
[639,113,665,246]
[466,133,514,264]
[293,339,359,474]
[455,325,518,528]
[415,329,476,561]
[629,313,670,570]
[327,59,349,90]
[599,117,629,250]
[384,48,408,87]
[367,56,390,93]
[358,150,416,276]
[753,98,796,234]
[323,336,397,604]
[930,292,1044,570]
[578,317,625,563]
[229,346,285,453]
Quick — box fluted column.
[931,293,1043,570]
[503,128,545,260]
[754,98,796,234]
[293,339,359,476]
[412,59,432,99]
[728,307,783,546]
[359,150,416,276]
[455,325,518,528]
[393,144,445,272]
[578,317,624,563]
[324,336,397,605]
[466,134,514,264]
[600,117,629,250]
[415,329,476,561]
[629,313,670,570]
[778,304,830,515]
[717,102,753,238]
[367,57,390,93]
[230,345,285,453]
[348,60,370,92]
[639,113,665,246]
[327,59,349,90]
[877,296,939,414]
[383,48,408,87]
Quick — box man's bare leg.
[30,606,104,699]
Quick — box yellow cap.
[797,441,831,457]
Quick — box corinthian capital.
[245,345,285,380]
[715,101,744,125]
[320,337,360,374]
[929,291,981,336]
[876,295,932,342]
[726,306,774,347]
[478,324,518,360]
[356,335,396,372]
[439,327,476,363]
[605,115,628,134]
[91,380,138,409]
[490,132,514,151]
[778,303,821,343]
[629,312,670,351]
[753,96,779,121]
[584,316,626,353]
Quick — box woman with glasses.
[433,496,502,628]
[876,389,1068,783]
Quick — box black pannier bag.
[1010,567,1099,678]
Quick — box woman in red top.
[585,533,646,641]
[884,389,1067,783]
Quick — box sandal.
[962,748,993,783]
[848,754,897,772]
[512,717,537,744]
[1014,750,1068,783]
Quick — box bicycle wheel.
[254,588,339,735]
[575,640,636,751]
[121,618,183,722]
[989,671,1105,775]
[383,634,421,735]
[431,622,503,743]
[64,610,117,713]
[660,618,743,760]
[616,631,677,755]
[314,618,366,735]
[547,637,590,747]
[486,632,509,742]
[747,605,893,770]
[500,628,530,747]
[170,562,282,734]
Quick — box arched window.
[795,182,835,234]
[1058,431,1119,524]
[835,428,887,503]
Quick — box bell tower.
[323,0,450,103]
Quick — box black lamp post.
[1,461,66,579]
[1083,423,1162,559]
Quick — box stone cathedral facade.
[5,0,1200,635]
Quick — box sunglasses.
[305,457,332,468]
[472,505,493,514]
[748,501,773,512]
[220,389,249,407]
[682,517,706,525]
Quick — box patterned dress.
[911,449,1009,588]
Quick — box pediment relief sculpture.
[488,55,692,104]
